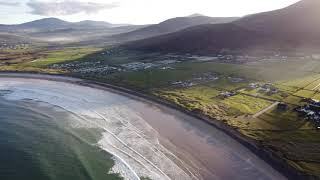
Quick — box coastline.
[0,74,197,180]
[0,72,309,180]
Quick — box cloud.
[27,0,119,16]
[0,2,20,6]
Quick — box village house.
[295,99,320,129]
[248,83,259,89]
[259,83,278,94]
[219,91,237,99]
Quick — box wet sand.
[131,101,286,180]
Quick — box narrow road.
[253,102,280,118]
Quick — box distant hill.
[28,25,146,43]
[125,0,320,54]
[0,18,143,44]
[0,18,131,32]
[114,15,238,41]
[73,20,130,28]
[18,18,72,30]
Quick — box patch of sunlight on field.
[283,95,303,105]
[0,65,66,74]
[312,93,320,100]
[280,74,320,88]
[294,90,317,98]
[206,77,247,91]
[222,94,272,115]
[304,78,320,90]
[21,47,102,67]
[274,84,300,93]
[172,86,221,102]
[154,87,229,118]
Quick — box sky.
[0,0,301,25]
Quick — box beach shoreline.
[0,72,300,179]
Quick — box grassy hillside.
[124,0,320,55]
[114,16,238,41]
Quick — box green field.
[0,46,102,73]
[20,47,102,67]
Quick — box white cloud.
[0,1,20,6]
[27,0,119,16]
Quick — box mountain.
[188,13,206,17]
[0,18,143,44]
[0,18,70,32]
[114,15,238,41]
[18,18,72,30]
[236,0,320,41]
[0,18,131,32]
[125,0,320,54]
[124,23,282,54]
[28,25,147,43]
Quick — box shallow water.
[0,98,122,180]
[0,77,287,180]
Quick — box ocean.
[0,98,122,180]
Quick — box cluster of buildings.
[190,54,288,63]
[120,60,180,71]
[247,83,279,95]
[73,66,119,75]
[193,73,220,81]
[171,81,197,88]
[295,99,320,129]
[0,43,29,50]
[121,62,157,71]
[190,54,245,63]
[51,61,121,75]
[228,77,245,83]
[186,52,320,64]
[248,83,260,89]
[51,61,101,69]
[259,83,278,94]
[51,58,181,75]
[171,73,219,88]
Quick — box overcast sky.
[0,0,301,25]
